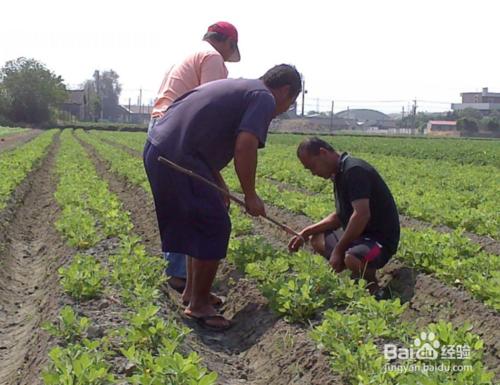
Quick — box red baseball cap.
[207,21,240,62]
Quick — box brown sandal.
[182,294,225,307]
[187,314,233,331]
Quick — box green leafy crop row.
[75,130,496,384]
[222,167,500,312]
[54,130,132,248]
[90,130,147,154]
[84,131,499,311]
[97,131,499,238]
[270,133,500,168]
[43,129,217,385]
[0,129,57,209]
[258,143,499,238]
[228,205,495,384]
[75,130,151,194]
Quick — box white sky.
[2,0,499,114]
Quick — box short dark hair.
[203,31,229,42]
[297,137,335,157]
[260,64,302,98]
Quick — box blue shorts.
[143,141,231,261]
[164,252,187,279]
[323,230,392,270]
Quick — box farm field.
[0,128,499,385]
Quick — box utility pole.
[94,70,103,121]
[139,88,143,115]
[300,78,307,117]
[84,86,89,121]
[128,98,131,123]
[401,106,405,131]
[330,100,335,131]
[412,99,417,134]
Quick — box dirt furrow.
[0,134,71,385]
[78,132,341,385]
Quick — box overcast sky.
[2,0,498,114]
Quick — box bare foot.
[182,293,224,307]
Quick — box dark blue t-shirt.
[148,78,276,171]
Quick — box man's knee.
[345,253,364,271]
[310,233,325,255]
[344,253,378,277]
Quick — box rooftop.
[335,109,390,121]
[429,120,456,125]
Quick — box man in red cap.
[150,21,240,295]
[151,21,240,119]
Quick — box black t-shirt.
[333,153,400,255]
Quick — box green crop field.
[1,129,498,385]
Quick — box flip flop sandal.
[373,287,392,301]
[185,313,233,331]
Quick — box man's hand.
[244,193,266,217]
[288,231,307,252]
[329,247,346,273]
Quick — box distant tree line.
[454,108,500,133]
[0,57,122,126]
[0,57,67,125]
[397,109,500,133]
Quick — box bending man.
[144,65,301,330]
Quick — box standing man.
[150,21,241,293]
[288,138,400,298]
[144,64,302,330]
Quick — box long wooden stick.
[158,156,304,240]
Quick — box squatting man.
[288,137,400,299]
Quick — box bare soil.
[0,134,72,385]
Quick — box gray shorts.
[323,230,391,270]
